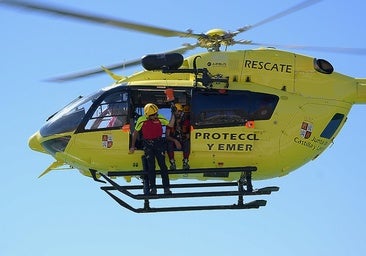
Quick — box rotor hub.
[198,28,234,51]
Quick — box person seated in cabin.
[106,103,127,128]
[166,103,191,170]
[90,102,127,129]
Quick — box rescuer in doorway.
[129,103,175,195]
[166,103,191,170]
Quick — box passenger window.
[191,89,278,128]
[320,113,345,139]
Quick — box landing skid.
[91,168,279,213]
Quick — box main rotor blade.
[47,44,198,82]
[232,0,322,35]
[1,0,201,38]
[236,40,366,55]
[46,58,141,83]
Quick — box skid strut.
[92,167,279,213]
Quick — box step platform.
[97,171,279,213]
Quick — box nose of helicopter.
[28,132,47,153]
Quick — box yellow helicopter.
[3,0,366,213]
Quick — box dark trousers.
[143,138,170,191]
[167,139,190,159]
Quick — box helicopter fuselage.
[29,48,366,182]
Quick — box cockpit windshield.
[40,90,104,137]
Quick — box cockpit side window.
[84,91,129,130]
[191,89,279,128]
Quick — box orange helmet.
[183,105,190,112]
[144,103,159,116]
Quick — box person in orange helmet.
[166,103,191,170]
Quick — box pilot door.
[69,89,130,169]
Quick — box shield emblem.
[300,122,313,139]
[102,134,113,148]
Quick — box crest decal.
[102,134,113,148]
[300,122,313,139]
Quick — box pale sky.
[1,1,366,255]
